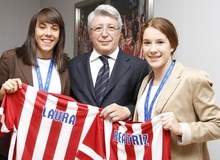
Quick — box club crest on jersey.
[113,130,149,146]
[42,106,76,125]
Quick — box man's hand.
[100,103,131,122]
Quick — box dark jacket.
[68,48,150,116]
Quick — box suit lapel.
[105,51,130,94]
[76,52,96,98]
[137,72,153,103]
[154,61,183,115]
[17,57,33,85]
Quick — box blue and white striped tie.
[95,56,109,106]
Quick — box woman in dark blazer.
[0,7,70,159]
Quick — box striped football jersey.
[0,83,101,160]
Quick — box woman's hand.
[0,78,22,100]
[160,112,183,136]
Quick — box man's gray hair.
[87,4,123,32]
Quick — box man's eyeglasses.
[91,25,119,35]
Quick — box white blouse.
[136,83,159,122]
[32,58,61,94]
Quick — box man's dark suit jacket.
[68,49,150,117]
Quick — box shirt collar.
[90,47,119,62]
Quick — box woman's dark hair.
[16,7,69,72]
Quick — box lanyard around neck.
[144,60,175,121]
[35,55,54,92]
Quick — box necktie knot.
[99,56,109,66]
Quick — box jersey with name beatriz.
[0,83,102,160]
[76,115,171,160]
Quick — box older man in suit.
[68,4,150,121]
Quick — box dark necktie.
[95,56,110,106]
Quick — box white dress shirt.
[90,47,119,87]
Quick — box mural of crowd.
[77,0,147,59]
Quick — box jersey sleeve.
[76,115,106,160]
[0,87,24,135]
[0,83,29,136]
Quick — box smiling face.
[142,27,174,73]
[89,16,121,55]
[35,19,60,58]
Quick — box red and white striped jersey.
[0,83,170,160]
[76,115,171,160]
[0,83,101,160]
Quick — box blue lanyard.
[35,55,54,92]
[144,60,175,121]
